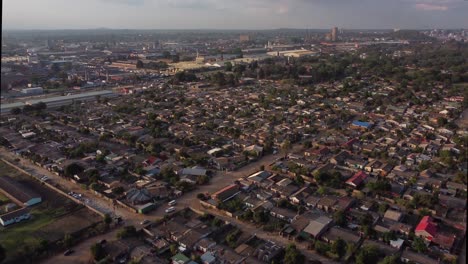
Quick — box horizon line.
[3,27,467,32]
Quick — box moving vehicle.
[140,219,150,225]
[168,200,176,206]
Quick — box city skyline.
[3,0,468,30]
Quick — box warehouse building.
[0,176,42,207]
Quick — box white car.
[168,200,176,206]
[165,207,175,214]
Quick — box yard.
[0,160,102,263]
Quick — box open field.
[0,160,102,263]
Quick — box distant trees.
[224,61,233,71]
[171,71,197,84]
[22,102,47,114]
[136,60,144,69]
[10,107,21,115]
[64,163,84,177]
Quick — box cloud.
[404,0,465,11]
[99,0,145,6]
[414,3,448,10]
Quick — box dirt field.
[0,160,102,263]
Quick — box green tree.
[412,237,427,253]
[90,243,106,261]
[355,245,381,264]
[169,244,178,255]
[253,210,269,224]
[284,244,305,264]
[224,61,233,71]
[117,226,137,239]
[64,163,84,177]
[331,238,347,259]
[104,214,112,225]
[315,241,330,255]
[281,139,292,158]
[378,255,401,264]
[333,210,347,227]
[63,234,73,249]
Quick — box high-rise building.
[331,27,338,42]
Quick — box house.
[178,229,205,251]
[196,238,216,253]
[383,209,403,222]
[252,241,282,263]
[0,207,31,226]
[172,253,190,264]
[346,171,368,188]
[316,196,338,212]
[301,216,332,239]
[290,187,313,204]
[351,120,372,130]
[433,233,456,251]
[321,226,361,244]
[415,216,437,241]
[304,195,321,208]
[332,196,355,211]
[270,207,297,223]
[0,176,42,207]
[200,252,217,264]
[211,184,240,203]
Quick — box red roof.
[346,171,368,187]
[415,216,437,240]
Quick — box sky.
[2,0,468,30]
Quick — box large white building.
[21,87,44,95]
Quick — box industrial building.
[0,176,42,207]
[267,49,318,58]
[21,87,44,95]
[0,207,31,226]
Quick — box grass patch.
[0,192,10,203]
[0,208,57,255]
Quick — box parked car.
[165,207,175,213]
[140,219,150,225]
[63,249,74,256]
[168,200,176,206]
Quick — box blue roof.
[352,121,372,128]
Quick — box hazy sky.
[3,0,467,30]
